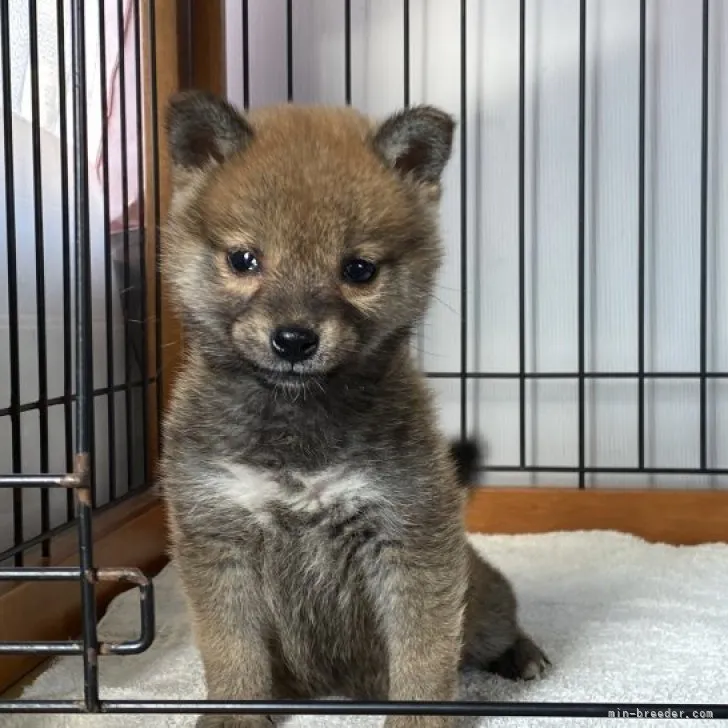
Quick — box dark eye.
[227,250,260,274]
[342,258,378,284]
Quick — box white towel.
[6,531,728,727]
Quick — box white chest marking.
[214,462,381,522]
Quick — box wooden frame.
[465,487,728,546]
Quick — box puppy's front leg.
[379,563,466,728]
[179,557,274,728]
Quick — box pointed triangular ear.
[165,90,254,170]
[373,105,455,186]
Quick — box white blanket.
[7,531,728,727]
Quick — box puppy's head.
[163,91,454,388]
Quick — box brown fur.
[160,91,549,728]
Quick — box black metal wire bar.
[402,0,424,370]
[148,0,163,462]
[71,0,100,710]
[459,0,468,441]
[56,0,75,522]
[116,0,133,496]
[133,0,149,485]
[2,700,727,719]
[98,0,118,502]
[0,377,157,419]
[637,0,647,470]
[179,0,193,87]
[577,0,587,488]
[0,0,24,568]
[344,0,352,105]
[0,519,85,565]
[518,0,527,468]
[0,642,84,656]
[27,0,51,556]
[0,474,78,489]
[100,579,155,655]
[5,370,722,420]
[424,370,728,380]
[403,0,410,108]
[242,0,250,109]
[287,0,294,102]
[699,0,710,471]
[0,567,81,580]
[474,464,728,475]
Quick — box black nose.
[270,326,320,363]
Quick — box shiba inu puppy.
[160,90,549,728]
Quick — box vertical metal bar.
[0,0,24,567]
[181,0,193,88]
[57,0,75,521]
[71,0,99,711]
[699,0,710,471]
[116,0,134,493]
[402,0,423,369]
[344,0,352,105]
[28,0,51,556]
[459,0,468,441]
[133,0,149,487]
[518,0,527,468]
[242,0,250,109]
[403,0,410,108]
[98,0,117,502]
[149,0,163,462]
[637,0,646,470]
[286,0,294,102]
[577,0,587,489]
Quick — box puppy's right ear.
[165,90,253,170]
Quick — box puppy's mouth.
[249,362,328,389]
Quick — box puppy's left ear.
[165,90,253,170]
[373,105,455,187]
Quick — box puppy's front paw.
[196,715,274,728]
[489,632,551,682]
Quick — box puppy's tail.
[449,438,482,488]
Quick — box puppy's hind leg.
[461,545,550,681]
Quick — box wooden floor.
[1,660,52,699]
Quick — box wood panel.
[466,487,728,545]
[141,0,226,480]
[177,0,227,94]
[141,0,183,479]
[0,492,168,695]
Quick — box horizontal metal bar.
[0,473,81,489]
[477,465,728,475]
[0,641,83,655]
[0,700,726,718]
[0,567,81,581]
[0,701,84,712]
[0,376,159,419]
[425,371,728,380]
